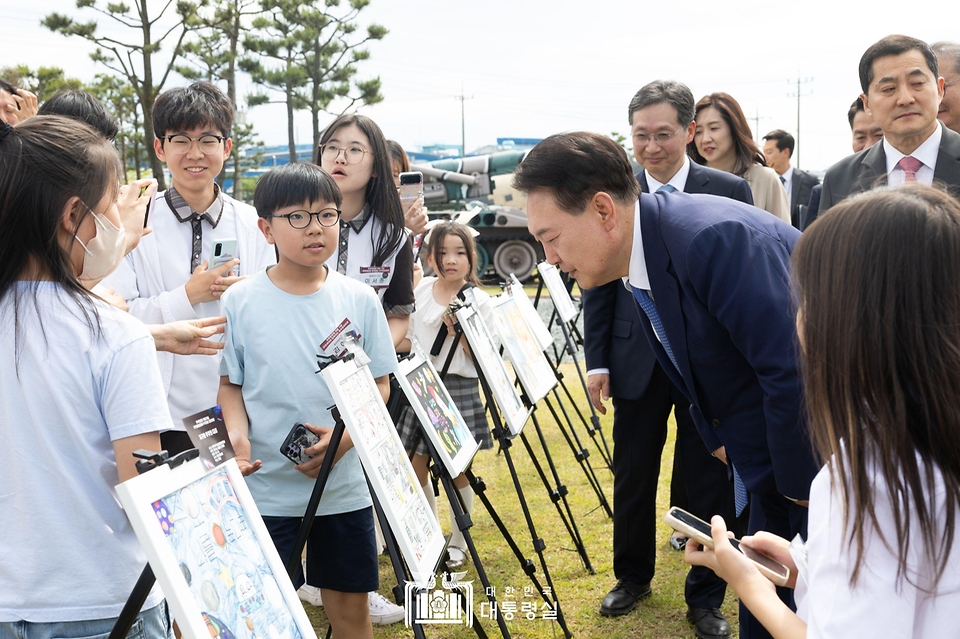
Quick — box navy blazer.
[633,191,817,500]
[582,163,753,400]
[789,167,820,229]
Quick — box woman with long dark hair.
[687,185,960,637]
[689,92,790,223]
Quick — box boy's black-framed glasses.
[318,143,371,164]
[162,134,226,155]
[271,208,341,229]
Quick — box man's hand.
[403,198,428,235]
[98,287,129,312]
[185,259,241,305]
[587,373,610,414]
[150,316,227,355]
[228,430,262,476]
[116,178,158,254]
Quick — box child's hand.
[685,516,774,596]
[403,198,428,235]
[442,310,458,336]
[116,178,157,253]
[295,423,345,477]
[185,259,240,305]
[228,430,263,476]
[98,286,129,312]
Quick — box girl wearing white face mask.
[0,117,174,638]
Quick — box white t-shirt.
[219,269,397,517]
[406,277,496,378]
[798,451,960,637]
[0,282,171,621]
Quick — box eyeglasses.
[633,126,684,147]
[318,143,372,164]
[162,134,226,155]
[271,208,341,229]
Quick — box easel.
[535,275,614,470]
[449,317,573,639]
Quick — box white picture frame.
[506,275,554,351]
[489,295,558,404]
[537,262,578,323]
[116,457,317,639]
[395,349,480,477]
[320,354,445,585]
[455,303,530,437]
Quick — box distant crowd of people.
[3,31,960,639]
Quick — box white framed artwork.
[489,295,558,404]
[506,274,554,351]
[537,262,577,323]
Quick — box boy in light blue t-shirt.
[218,163,395,639]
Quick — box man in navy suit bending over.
[582,80,752,639]
[516,131,818,639]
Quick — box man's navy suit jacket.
[582,163,753,400]
[631,190,817,501]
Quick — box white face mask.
[76,202,126,281]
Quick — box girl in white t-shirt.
[0,118,173,635]
[687,186,960,638]
[396,222,495,569]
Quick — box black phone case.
[279,422,320,465]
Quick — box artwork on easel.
[321,353,445,585]
[537,262,577,323]
[489,295,558,404]
[395,347,480,478]
[117,458,317,639]
[506,274,554,351]
[455,303,529,437]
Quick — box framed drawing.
[506,275,553,351]
[395,349,480,477]
[489,295,558,404]
[537,262,578,323]
[116,457,316,639]
[455,303,530,436]
[320,353,445,585]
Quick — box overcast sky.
[2,0,957,171]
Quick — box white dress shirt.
[779,167,794,208]
[884,122,942,186]
[644,156,691,194]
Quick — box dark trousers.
[611,363,737,609]
[739,494,808,639]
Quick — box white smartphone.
[209,238,238,271]
[398,171,423,205]
[664,506,791,587]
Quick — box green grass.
[303,363,740,638]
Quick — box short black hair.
[627,80,695,128]
[152,81,234,141]
[253,162,343,218]
[512,132,640,214]
[762,129,795,157]
[38,91,119,141]
[859,35,938,94]
[847,97,866,128]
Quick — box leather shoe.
[687,607,731,638]
[599,580,651,616]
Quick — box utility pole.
[788,76,813,168]
[456,84,473,157]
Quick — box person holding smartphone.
[687,185,960,638]
[0,78,38,126]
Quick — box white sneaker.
[368,591,404,625]
[298,584,323,607]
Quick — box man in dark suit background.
[516,131,818,639]
[933,41,960,135]
[820,34,960,212]
[582,80,751,639]
[762,129,819,229]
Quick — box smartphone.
[143,190,156,228]
[398,171,423,205]
[664,506,790,587]
[209,238,238,270]
[279,423,320,465]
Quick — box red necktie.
[897,156,922,183]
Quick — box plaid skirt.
[396,373,494,456]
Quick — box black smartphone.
[143,190,156,228]
[279,422,320,465]
[664,506,791,586]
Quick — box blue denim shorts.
[0,601,171,639]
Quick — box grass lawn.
[301,362,741,638]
